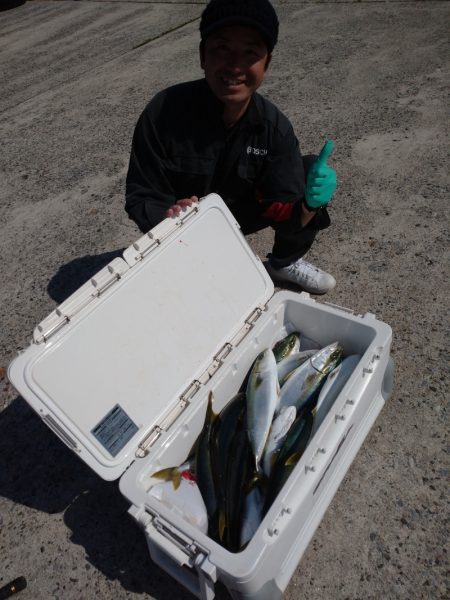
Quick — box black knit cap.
[200,0,279,52]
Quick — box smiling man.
[125,0,337,294]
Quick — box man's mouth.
[221,78,245,86]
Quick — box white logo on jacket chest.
[247,146,268,156]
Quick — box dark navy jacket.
[125,78,306,233]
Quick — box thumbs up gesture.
[305,140,337,210]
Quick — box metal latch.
[151,515,213,566]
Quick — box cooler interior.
[120,292,387,535]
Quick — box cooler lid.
[8,194,274,481]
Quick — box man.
[125,0,337,294]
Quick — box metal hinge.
[136,305,264,458]
[136,382,199,458]
[128,232,161,263]
[124,205,200,265]
[34,258,129,343]
[136,425,162,458]
[200,342,233,382]
[230,306,265,347]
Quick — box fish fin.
[254,374,263,390]
[172,472,182,490]
[152,467,183,490]
[152,467,173,481]
[218,510,227,542]
[285,451,302,466]
[205,391,218,424]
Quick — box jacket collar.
[199,78,265,133]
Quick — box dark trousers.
[229,155,331,268]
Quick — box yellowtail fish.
[277,342,343,414]
[272,332,301,363]
[212,393,246,542]
[195,392,219,538]
[240,478,264,549]
[264,412,314,511]
[277,350,317,386]
[223,420,254,552]
[246,348,280,472]
[311,354,360,435]
[261,405,297,478]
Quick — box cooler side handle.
[143,518,216,600]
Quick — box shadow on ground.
[47,250,125,304]
[0,0,26,12]
[0,396,233,599]
[4,250,234,599]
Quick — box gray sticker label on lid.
[91,404,138,457]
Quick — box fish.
[264,411,314,512]
[311,354,361,436]
[211,393,247,541]
[223,421,254,552]
[240,477,264,549]
[151,461,192,490]
[277,342,343,415]
[246,348,280,472]
[272,332,301,363]
[261,405,297,478]
[277,350,317,386]
[149,469,209,534]
[195,391,219,537]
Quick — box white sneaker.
[266,258,336,294]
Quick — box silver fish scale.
[246,349,280,471]
[277,343,342,413]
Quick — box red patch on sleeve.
[262,202,294,222]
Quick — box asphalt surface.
[0,1,449,599]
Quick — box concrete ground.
[0,0,448,598]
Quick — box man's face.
[200,25,271,111]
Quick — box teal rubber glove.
[305,139,337,210]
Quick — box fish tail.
[171,471,182,490]
[152,467,174,481]
[151,467,183,490]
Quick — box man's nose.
[226,51,244,70]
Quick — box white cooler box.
[8,194,394,600]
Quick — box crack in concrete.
[133,14,200,49]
